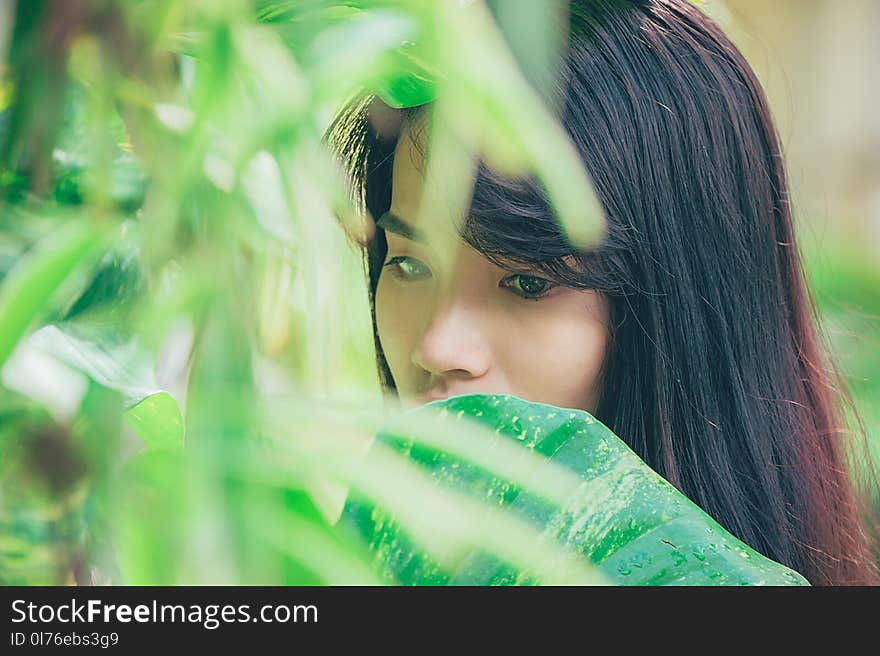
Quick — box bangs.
[325,95,621,296]
[462,160,612,290]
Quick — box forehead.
[387,118,468,257]
[390,120,428,223]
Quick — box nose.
[411,297,492,384]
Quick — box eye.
[501,273,556,300]
[383,255,432,282]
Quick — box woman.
[326,0,878,584]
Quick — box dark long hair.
[325,0,878,585]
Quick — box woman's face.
[374,123,610,413]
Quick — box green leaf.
[123,391,184,452]
[373,50,438,109]
[372,37,439,109]
[0,221,104,369]
[340,393,810,586]
[12,324,185,452]
[24,324,156,406]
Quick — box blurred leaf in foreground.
[124,391,184,453]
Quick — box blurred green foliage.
[0,0,609,586]
[0,0,876,586]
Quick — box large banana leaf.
[340,393,810,586]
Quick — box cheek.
[500,293,609,412]
[374,277,420,387]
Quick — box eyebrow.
[375,211,427,243]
